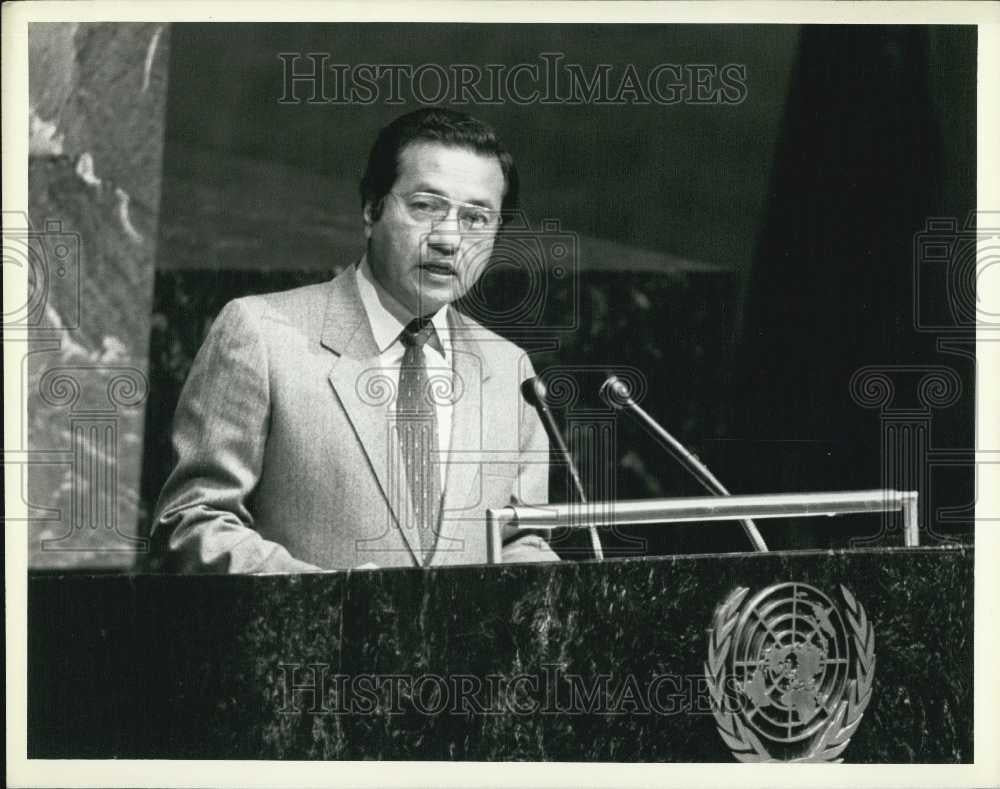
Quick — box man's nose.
[426,208,462,254]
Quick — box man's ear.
[362,199,380,240]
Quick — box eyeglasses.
[390,191,501,232]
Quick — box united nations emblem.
[704,582,875,762]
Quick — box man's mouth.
[419,261,458,277]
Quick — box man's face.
[364,141,505,317]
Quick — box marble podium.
[28,545,971,762]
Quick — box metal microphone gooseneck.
[599,375,768,552]
[522,377,604,560]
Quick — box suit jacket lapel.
[320,266,423,566]
[435,308,492,561]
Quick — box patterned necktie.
[397,317,442,562]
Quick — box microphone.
[521,376,604,560]
[599,375,768,552]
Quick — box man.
[151,108,559,572]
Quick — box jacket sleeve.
[500,356,561,564]
[150,299,321,574]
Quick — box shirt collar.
[356,255,450,357]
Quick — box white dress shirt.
[355,256,453,488]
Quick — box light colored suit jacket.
[152,265,557,572]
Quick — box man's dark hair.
[360,107,519,221]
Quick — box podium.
[28,490,972,762]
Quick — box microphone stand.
[522,377,604,560]
[600,375,768,552]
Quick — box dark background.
[140,24,977,560]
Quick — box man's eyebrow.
[411,185,498,210]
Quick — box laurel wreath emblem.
[704,584,876,763]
